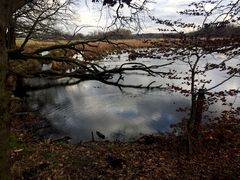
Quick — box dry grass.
[14,37,235,71]
[15,39,163,71]
[16,38,163,59]
[15,37,211,60]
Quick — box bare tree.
[0,0,152,177]
[151,0,240,154]
[0,1,35,178]
[92,0,150,31]
[9,0,75,49]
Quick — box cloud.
[70,0,205,34]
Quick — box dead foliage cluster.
[10,110,240,179]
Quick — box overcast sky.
[69,0,218,34]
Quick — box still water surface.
[26,51,239,142]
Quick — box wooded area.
[0,0,239,179]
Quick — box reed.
[16,38,162,58]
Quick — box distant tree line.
[16,23,240,41]
[86,29,132,40]
[16,29,84,40]
[188,24,240,38]
[17,28,132,40]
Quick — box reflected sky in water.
[26,52,239,142]
[27,81,189,142]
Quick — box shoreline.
[10,98,240,179]
[9,37,240,178]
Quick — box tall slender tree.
[0,1,35,178]
[151,0,240,154]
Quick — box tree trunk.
[192,89,206,137]
[7,17,16,49]
[0,4,10,179]
[0,0,29,178]
[0,25,10,180]
[187,69,197,155]
[194,89,205,127]
[187,93,196,155]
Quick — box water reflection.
[27,79,190,143]
[26,52,239,142]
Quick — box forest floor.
[9,37,240,179]
[10,108,240,179]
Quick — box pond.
[25,50,240,143]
